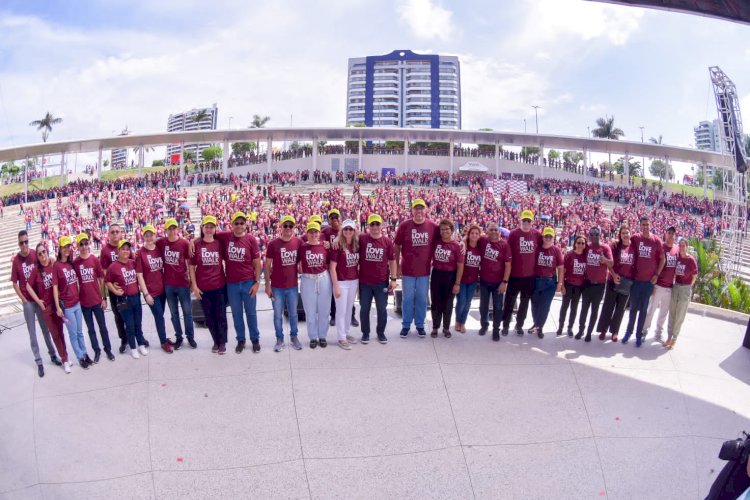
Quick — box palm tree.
[591,115,625,181]
[249,114,271,153]
[191,108,210,125]
[29,112,62,142]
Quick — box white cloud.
[397,0,455,41]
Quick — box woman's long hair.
[463,224,481,248]
[334,226,359,253]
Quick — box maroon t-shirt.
[190,239,226,291]
[29,263,55,307]
[461,244,482,284]
[394,219,439,277]
[330,247,359,281]
[106,259,139,296]
[479,237,511,283]
[299,243,328,274]
[321,226,339,245]
[135,246,164,297]
[656,243,679,288]
[216,232,259,283]
[564,251,587,287]
[611,242,635,282]
[507,228,542,278]
[358,234,395,286]
[535,245,564,278]
[52,261,80,308]
[99,242,133,270]
[157,237,190,288]
[631,234,664,282]
[73,254,105,307]
[266,237,303,289]
[432,240,461,272]
[584,243,613,284]
[11,252,37,302]
[674,255,698,285]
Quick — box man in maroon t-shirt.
[642,226,679,343]
[99,223,135,352]
[576,226,613,342]
[73,232,112,362]
[477,223,512,339]
[265,215,304,352]
[158,218,195,349]
[323,208,358,328]
[394,198,440,338]
[623,216,665,346]
[12,230,59,376]
[501,210,543,336]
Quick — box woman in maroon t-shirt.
[26,243,70,372]
[297,222,332,348]
[135,225,173,352]
[557,235,587,337]
[454,224,482,334]
[529,227,564,337]
[666,238,698,349]
[596,224,633,342]
[329,219,360,350]
[430,219,463,338]
[106,241,148,359]
[189,216,228,354]
[53,237,92,369]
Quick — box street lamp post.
[532,105,541,134]
[228,116,233,129]
[640,126,645,185]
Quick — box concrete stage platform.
[0,294,748,499]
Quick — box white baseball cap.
[342,219,357,229]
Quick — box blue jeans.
[625,280,654,338]
[300,273,332,340]
[118,294,146,349]
[226,280,259,342]
[146,293,168,344]
[63,303,87,361]
[359,281,388,335]
[531,277,557,329]
[81,304,112,353]
[272,287,299,340]
[478,281,504,329]
[455,282,478,324]
[165,285,194,340]
[401,275,429,329]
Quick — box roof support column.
[449,140,454,184]
[97,148,102,181]
[358,136,363,172]
[312,137,318,174]
[703,163,708,198]
[222,139,229,178]
[24,156,28,204]
[180,142,185,186]
[137,144,143,178]
[495,142,500,179]
[538,143,544,179]
[404,139,409,175]
[624,154,630,186]
[60,151,65,188]
[583,148,588,179]
[266,138,272,176]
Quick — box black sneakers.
[416,328,426,338]
[361,334,370,344]
[50,356,62,367]
[310,339,318,349]
[492,330,500,342]
[351,316,359,327]
[377,333,388,344]
[119,341,127,354]
[173,338,183,350]
[329,318,335,327]
[105,350,115,361]
[37,365,44,378]
[93,351,101,364]
[79,359,90,370]
[319,339,328,348]
[187,338,197,349]
[252,340,261,353]
[478,326,488,336]
[84,354,94,366]
[235,341,245,354]
[501,328,509,336]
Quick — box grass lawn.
[610,175,713,200]
[100,165,174,181]
[0,175,64,197]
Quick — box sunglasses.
[37,250,47,256]
[543,235,553,239]
[19,240,29,246]
[329,215,339,220]
[80,241,90,246]
[282,224,294,229]
[369,222,381,226]
[233,221,245,226]
[343,227,354,231]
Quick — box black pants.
[81,304,112,353]
[108,289,127,342]
[559,284,583,331]
[479,281,503,330]
[596,281,630,335]
[359,281,388,335]
[579,282,606,335]
[430,269,456,330]
[201,287,228,346]
[502,276,535,330]
[330,296,356,321]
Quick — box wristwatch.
[501,280,508,284]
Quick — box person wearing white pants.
[330,219,360,350]
[298,222,332,348]
[642,227,678,343]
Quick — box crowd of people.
[12,172,703,376]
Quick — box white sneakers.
[131,349,140,359]
[138,345,149,356]
[63,362,71,374]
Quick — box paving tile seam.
[287,343,313,500]
[32,378,149,401]
[0,470,154,492]
[146,355,157,498]
[154,365,291,382]
[149,457,304,474]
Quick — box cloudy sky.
[1,0,749,175]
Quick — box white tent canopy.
[458,161,489,172]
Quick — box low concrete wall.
[687,301,750,326]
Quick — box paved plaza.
[0,292,748,500]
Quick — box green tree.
[9,164,20,176]
[345,123,366,150]
[562,151,584,165]
[649,159,674,182]
[184,151,196,162]
[29,112,62,143]
[547,149,560,161]
[521,146,540,156]
[201,146,222,162]
[191,108,210,125]
[103,159,109,167]
[1,163,10,177]
[477,128,497,153]
[712,169,724,190]
[232,142,255,156]
[289,141,300,150]
[151,159,165,167]
[591,115,624,171]
[613,157,642,177]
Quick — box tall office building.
[166,104,219,162]
[346,50,461,129]
[693,119,722,177]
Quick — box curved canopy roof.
[589,0,750,25]
[0,127,729,167]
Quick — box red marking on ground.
[176,457,184,463]
[598,491,606,496]
[615,417,620,421]
[160,383,167,387]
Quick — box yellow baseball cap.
[164,218,178,229]
[231,211,247,223]
[411,198,426,208]
[328,208,340,217]
[367,214,383,225]
[202,215,217,226]
[306,221,321,232]
[75,232,89,244]
[59,236,72,247]
[310,214,323,224]
[542,227,555,237]
[117,239,131,249]
[280,215,296,226]
[143,224,156,234]
[521,210,534,221]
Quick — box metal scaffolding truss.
[709,66,747,282]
